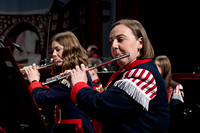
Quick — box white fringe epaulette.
[172,84,184,103]
[113,68,157,111]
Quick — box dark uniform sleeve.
[30,82,71,104]
[71,83,144,121]
[29,71,93,105]
[71,68,158,121]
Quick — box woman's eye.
[56,48,60,52]
[118,38,124,43]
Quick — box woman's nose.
[111,40,118,49]
[52,50,57,57]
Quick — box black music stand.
[0,47,48,133]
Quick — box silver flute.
[20,60,63,73]
[42,53,130,85]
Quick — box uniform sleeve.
[71,85,142,121]
[70,68,157,120]
[30,82,71,104]
[29,81,45,93]
[30,71,93,105]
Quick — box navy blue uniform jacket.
[70,59,170,133]
[29,72,94,133]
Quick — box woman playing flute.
[69,19,170,133]
[23,31,95,133]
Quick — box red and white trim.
[114,68,157,111]
[172,84,184,103]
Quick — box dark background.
[139,1,200,73]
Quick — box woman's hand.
[71,64,88,86]
[24,63,40,83]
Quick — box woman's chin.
[55,62,63,67]
[117,61,125,68]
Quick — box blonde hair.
[110,19,154,59]
[50,31,89,75]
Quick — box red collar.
[105,59,152,89]
[119,59,152,72]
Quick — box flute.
[20,60,63,73]
[42,53,130,85]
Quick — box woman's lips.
[115,53,123,57]
[53,58,61,62]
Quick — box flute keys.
[46,75,60,82]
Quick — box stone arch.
[4,21,47,65]
[6,21,45,51]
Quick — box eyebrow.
[51,46,60,50]
[116,34,126,37]
[109,34,125,39]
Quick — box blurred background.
[0,0,199,73]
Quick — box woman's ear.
[137,37,143,51]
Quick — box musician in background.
[87,45,101,60]
[68,19,170,132]
[22,31,94,133]
[154,55,184,132]
[88,58,104,92]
